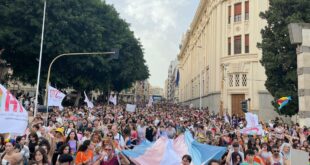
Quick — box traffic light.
[241,100,248,113]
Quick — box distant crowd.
[0,102,309,165]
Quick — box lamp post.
[34,0,47,114]
[33,52,116,117]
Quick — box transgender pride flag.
[122,131,226,165]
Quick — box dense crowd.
[0,103,309,165]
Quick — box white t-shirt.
[114,133,125,147]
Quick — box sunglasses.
[273,150,279,153]
[107,135,113,137]
[104,148,112,151]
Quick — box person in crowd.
[111,124,125,149]
[52,128,65,165]
[208,159,221,165]
[64,122,76,137]
[30,147,49,165]
[81,128,92,144]
[75,140,94,165]
[166,123,176,139]
[241,149,260,165]
[129,123,138,145]
[259,143,272,163]
[1,141,23,164]
[252,147,265,165]
[122,125,133,149]
[181,154,192,165]
[91,131,102,148]
[56,144,73,165]
[145,122,156,142]
[268,145,284,165]
[16,136,30,165]
[0,135,5,154]
[137,120,146,143]
[66,131,79,155]
[29,132,39,160]
[226,142,244,165]
[280,142,291,164]
[94,140,130,165]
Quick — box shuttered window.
[234,3,242,22]
[245,1,249,20]
[234,35,241,54]
[245,34,249,53]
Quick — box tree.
[259,0,310,116]
[0,0,149,104]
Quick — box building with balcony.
[166,60,179,103]
[178,0,279,120]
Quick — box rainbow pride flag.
[277,96,292,110]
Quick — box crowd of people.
[0,103,309,165]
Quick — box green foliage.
[0,0,149,102]
[258,0,310,116]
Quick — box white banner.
[109,94,117,105]
[147,96,153,107]
[47,86,65,110]
[240,113,264,135]
[126,104,136,112]
[0,84,28,134]
[84,91,94,109]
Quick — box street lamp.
[33,52,116,116]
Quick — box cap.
[55,127,64,135]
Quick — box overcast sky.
[105,0,200,88]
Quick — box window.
[235,74,240,87]
[228,6,231,24]
[229,74,233,87]
[228,37,231,55]
[234,35,241,54]
[229,73,247,87]
[245,1,249,20]
[245,34,249,53]
[234,3,242,22]
[242,74,247,86]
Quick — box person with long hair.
[28,132,39,160]
[280,143,291,164]
[122,125,133,149]
[75,140,94,165]
[93,140,130,165]
[1,141,23,164]
[259,143,272,163]
[91,132,102,148]
[130,123,138,145]
[65,122,76,137]
[66,131,79,155]
[30,147,49,165]
[56,144,73,165]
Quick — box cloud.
[105,0,199,88]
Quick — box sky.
[105,0,200,88]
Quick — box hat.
[55,128,64,135]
